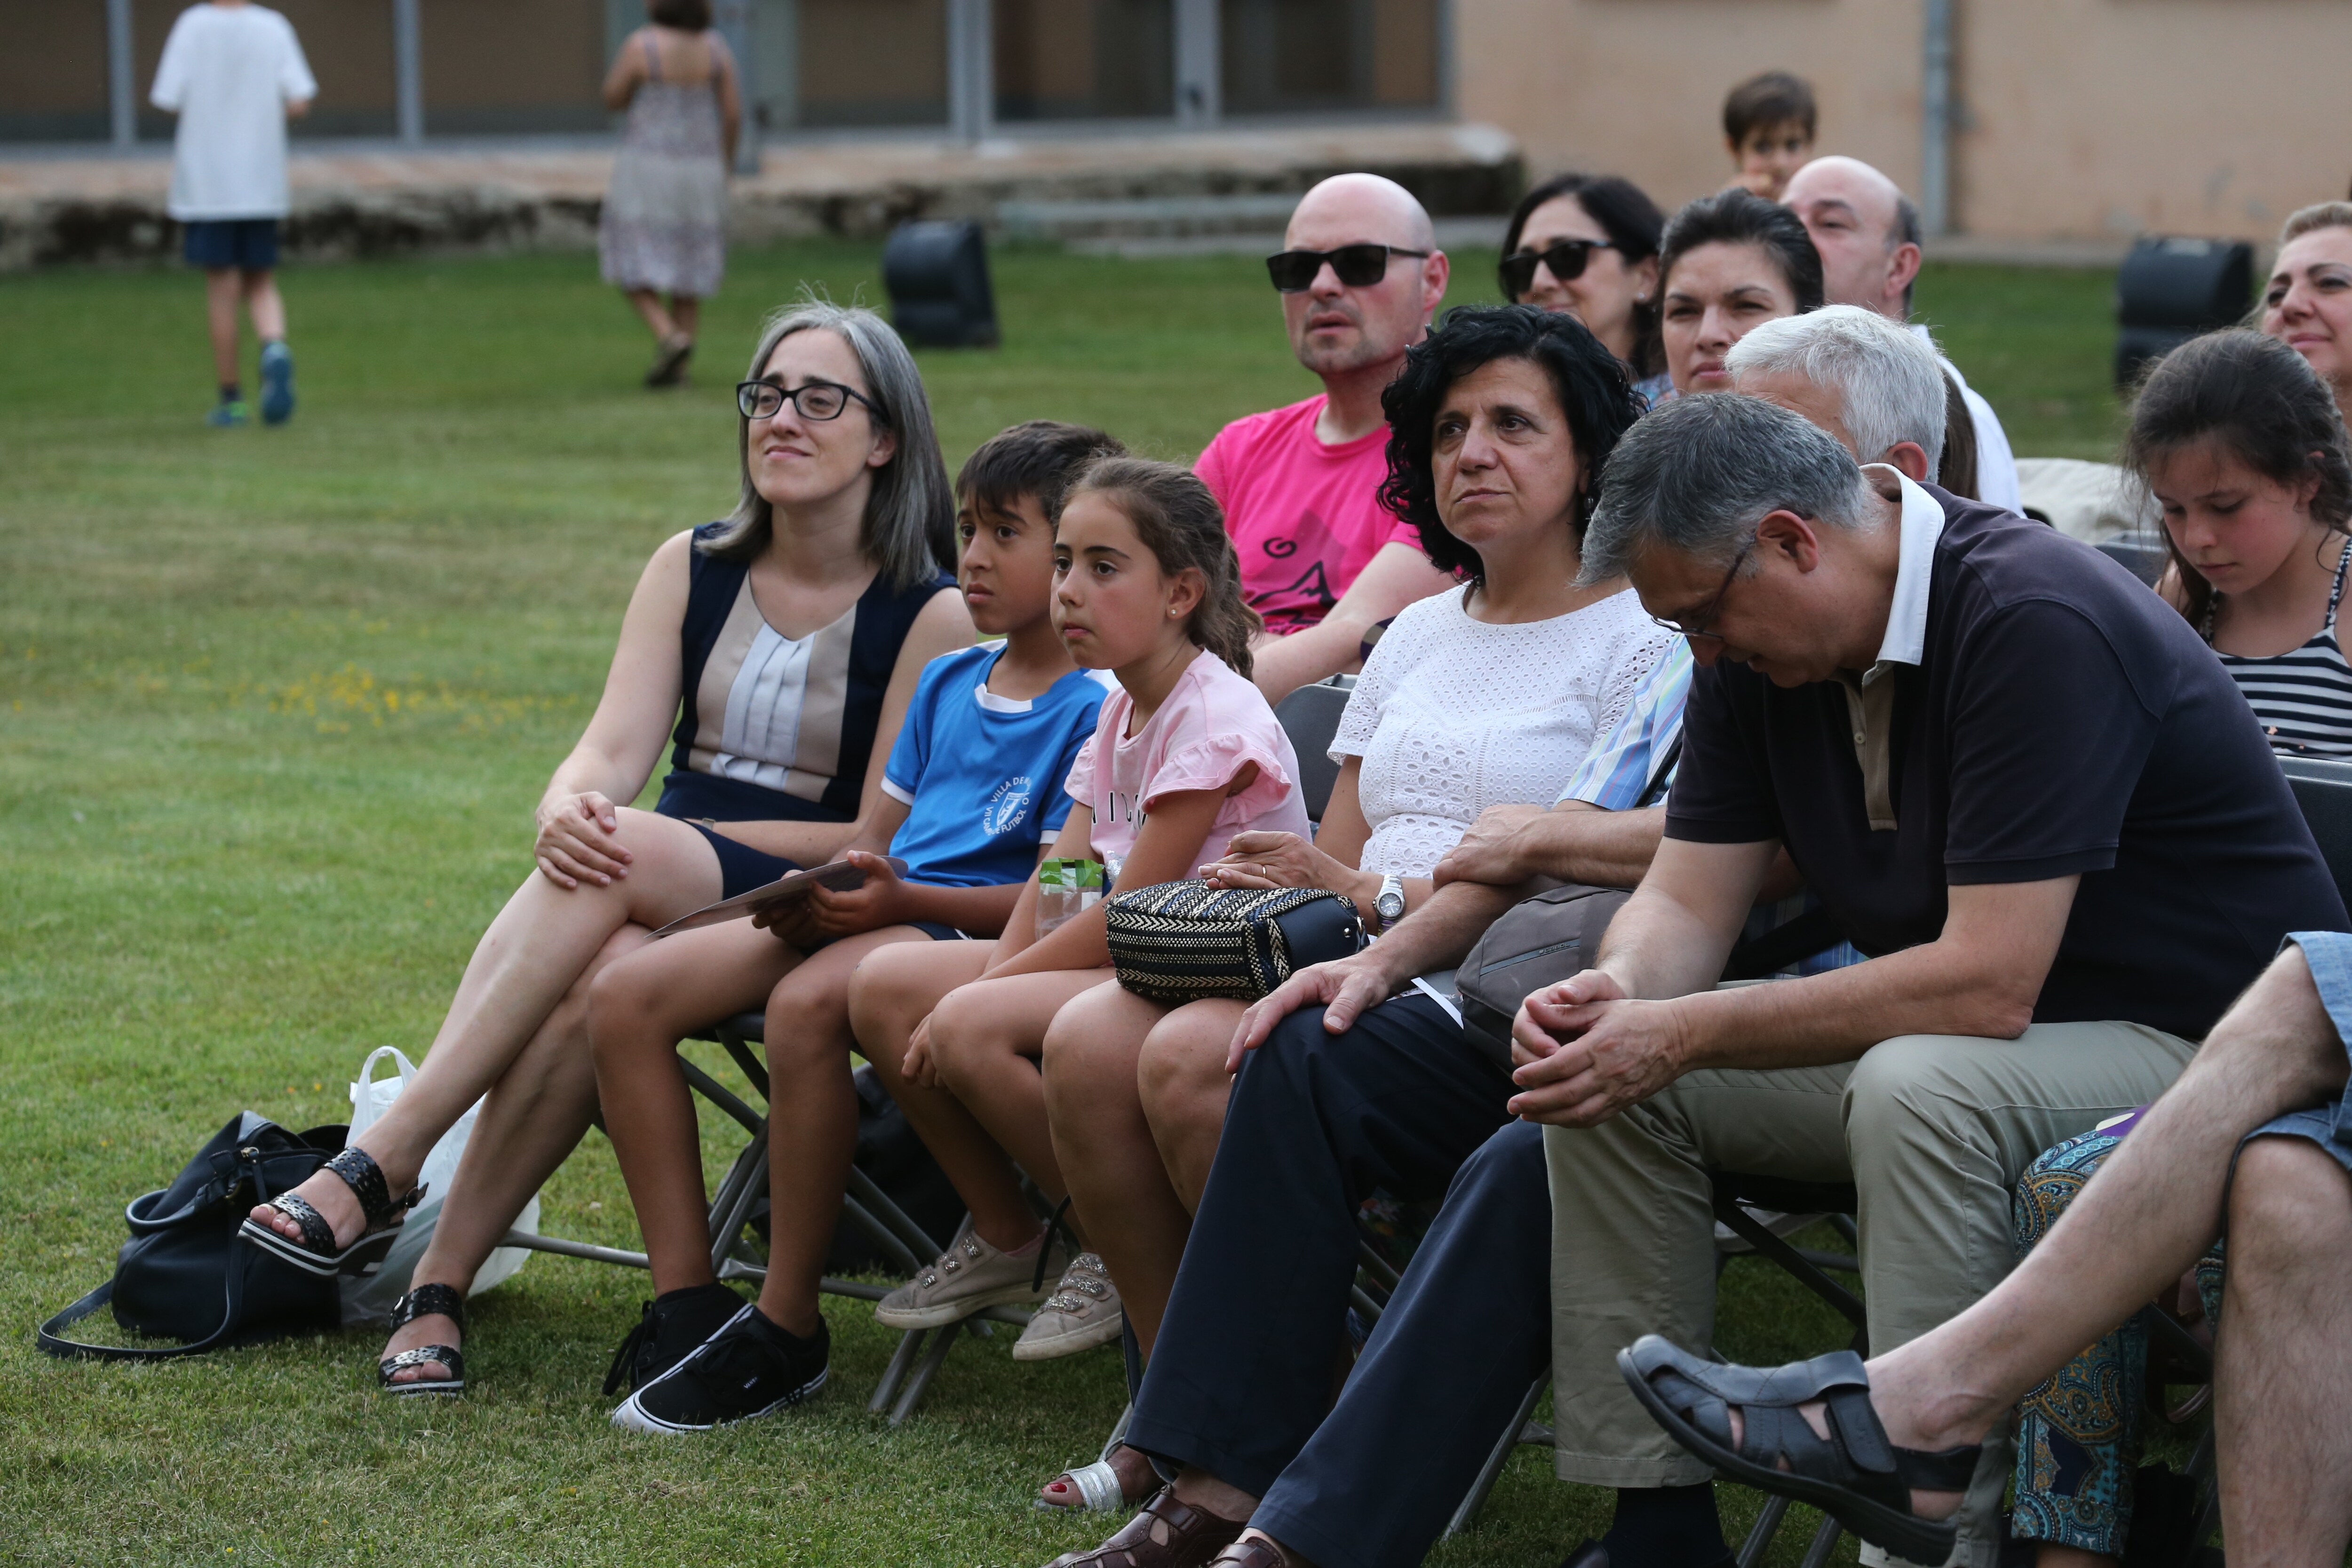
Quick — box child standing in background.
[1720,70,1816,202]
[150,0,315,427]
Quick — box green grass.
[0,240,2120,1566]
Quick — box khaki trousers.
[1544,1021,2198,1568]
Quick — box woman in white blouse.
[1032,303,1674,1512]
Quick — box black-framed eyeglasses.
[1498,238,1621,299]
[1649,538,1756,642]
[736,379,878,423]
[1265,243,1430,293]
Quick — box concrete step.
[0,121,1523,271]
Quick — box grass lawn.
[0,239,2123,1567]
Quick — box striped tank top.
[2205,540,2352,758]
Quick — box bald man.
[1198,173,1457,703]
[1783,155,2022,514]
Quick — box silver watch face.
[1376,890,1406,923]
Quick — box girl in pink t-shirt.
[846,457,1304,1357]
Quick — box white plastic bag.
[338,1046,541,1326]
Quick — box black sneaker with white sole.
[603,1281,750,1396]
[610,1305,828,1433]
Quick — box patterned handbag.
[1104,880,1366,1004]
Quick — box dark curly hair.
[2127,328,2352,632]
[1376,304,1648,586]
[1657,189,1825,315]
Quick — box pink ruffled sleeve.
[1063,724,1102,809]
[1143,732,1298,822]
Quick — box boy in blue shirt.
[591,421,1121,1432]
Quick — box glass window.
[751,0,950,131]
[1,8,107,142]
[422,0,609,135]
[1220,0,1438,117]
[993,0,1175,122]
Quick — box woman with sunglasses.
[1499,172,1672,407]
[238,301,972,1397]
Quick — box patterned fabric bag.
[1105,880,1365,1004]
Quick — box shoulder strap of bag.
[37,1252,251,1363]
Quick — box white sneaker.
[1012,1252,1123,1361]
[874,1226,1062,1330]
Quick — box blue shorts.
[183,218,279,271]
[2256,931,2352,1176]
[682,821,974,944]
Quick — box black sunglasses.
[1265,243,1430,293]
[736,379,878,423]
[1498,238,1621,299]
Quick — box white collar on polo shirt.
[1861,464,1945,678]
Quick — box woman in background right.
[2145,329,2352,758]
[1497,173,1671,406]
[2262,200,2352,414]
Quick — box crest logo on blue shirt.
[983,775,1035,836]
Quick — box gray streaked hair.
[1725,304,1947,475]
[1580,393,1876,584]
[700,301,955,589]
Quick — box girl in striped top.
[2141,330,2352,756]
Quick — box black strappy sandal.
[237,1145,422,1278]
[1617,1336,1978,1564]
[378,1283,466,1398]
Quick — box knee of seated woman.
[584,956,667,1048]
[1137,1005,1237,1105]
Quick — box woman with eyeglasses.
[1498,172,1672,407]
[238,301,971,1397]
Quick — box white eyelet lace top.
[1332,584,1675,878]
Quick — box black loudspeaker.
[2114,235,2253,387]
[882,220,999,348]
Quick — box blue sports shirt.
[881,645,1112,889]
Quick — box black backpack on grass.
[38,1111,346,1361]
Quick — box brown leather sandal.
[1045,1486,1247,1568]
[1205,1538,1288,1568]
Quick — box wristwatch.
[1374,873,1406,934]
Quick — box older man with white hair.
[1201,173,1457,702]
[1782,155,2022,514]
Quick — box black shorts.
[682,821,975,944]
[183,218,279,271]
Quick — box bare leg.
[204,268,241,387]
[1041,982,1181,1349]
[625,287,677,343]
[381,923,647,1382]
[2212,1136,2352,1566]
[589,918,805,1296]
[1718,946,2351,1517]
[243,269,287,342]
[250,808,724,1247]
[848,941,1037,1253]
[667,294,699,343]
[924,966,1117,1215]
[1138,999,1241,1216]
[753,928,945,1334]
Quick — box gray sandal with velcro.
[1616,1336,1977,1564]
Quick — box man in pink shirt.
[1200,174,1456,703]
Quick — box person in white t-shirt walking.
[150,0,316,427]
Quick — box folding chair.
[1272,673,1356,825]
[498,1011,1033,1423]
